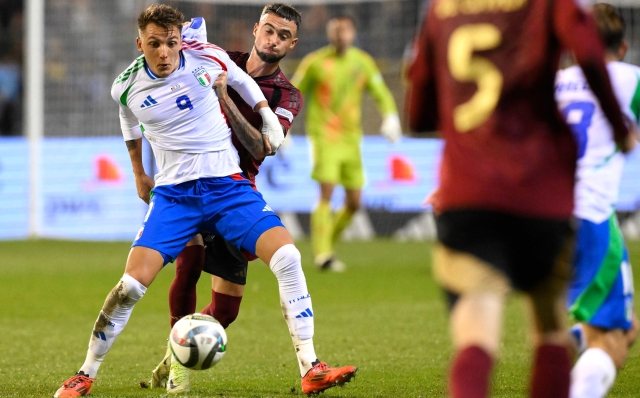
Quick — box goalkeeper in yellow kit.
[292,15,401,271]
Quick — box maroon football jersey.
[408,0,628,219]
[225,51,303,184]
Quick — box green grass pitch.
[1,239,639,397]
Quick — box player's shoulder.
[272,70,299,92]
[607,61,640,81]
[226,51,249,68]
[350,47,374,60]
[113,55,145,86]
[182,39,228,63]
[270,70,303,112]
[606,62,640,94]
[112,55,145,103]
[350,47,379,69]
[304,45,333,63]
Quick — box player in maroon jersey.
[150,4,357,396]
[407,1,634,397]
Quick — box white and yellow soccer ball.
[169,314,227,370]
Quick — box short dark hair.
[261,3,301,30]
[137,4,184,34]
[592,3,626,53]
[330,14,356,28]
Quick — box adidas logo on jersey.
[262,204,273,212]
[295,308,314,318]
[140,95,159,108]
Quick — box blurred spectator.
[0,0,23,136]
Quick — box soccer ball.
[169,314,227,370]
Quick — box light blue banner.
[36,137,152,240]
[255,136,441,212]
[2,136,640,240]
[0,138,29,239]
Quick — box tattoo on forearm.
[219,96,264,158]
[125,140,137,150]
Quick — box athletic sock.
[530,344,571,398]
[169,245,205,327]
[79,274,147,378]
[570,348,616,398]
[201,290,242,329]
[450,345,493,398]
[569,324,587,356]
[331,207,355,244]
[311,200,333,262]
[269,244,317,376]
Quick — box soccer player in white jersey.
[53,4,356,397]
[555,4,639,397]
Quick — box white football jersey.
[555,62,640,223]
[111,39,266,186]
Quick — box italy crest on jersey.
[192,66,212,87]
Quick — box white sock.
[269,244,318,376]
[79,274,147,377]
[570,348,617,398]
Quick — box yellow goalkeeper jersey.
[292,45,397,146]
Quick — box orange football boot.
[301,362,357,396]
[53,372,95,397]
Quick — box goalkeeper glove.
[380,114,402,143]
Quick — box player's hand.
[380,114,402,143]
[423,187,440,215]
[618,117,638,154]
[213,71,228,99]
[258,107,284,153]
[135,173,155,204]
[263,133,273,156]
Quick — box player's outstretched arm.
[554,0,632,152]
[125,138,154,204]
[214,71,270,159]
[406,6,439,137]
[363,54,402,142]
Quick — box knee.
[120,274,147,301]
[345,200,360,213]
[589,328,631,370]
[212,305,240,329]
[270,244,302,274]
[626,313,639,347]
[607,336,630,369]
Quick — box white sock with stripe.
[269,244,318,376]
[570,348,617,398]
[79,274,147,377]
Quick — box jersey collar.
[144,52,186,80]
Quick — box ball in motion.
[169,314,227,370]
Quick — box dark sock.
[201,290,242,328]
[169,245,204,327]
[530,344,571,398]
[450,345,493,398]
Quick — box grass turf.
[0,239,638,397]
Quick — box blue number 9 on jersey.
[176,95,193,111]
[562,101,596,159]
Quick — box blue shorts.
[567,215,634,331]
[132,175,283,265]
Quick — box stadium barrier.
[3,136,640,241]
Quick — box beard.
[256,47,285,64]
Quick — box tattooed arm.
[126,138,155,204]
[214,71,272,159]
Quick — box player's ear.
[289,37,298,50]
[619,40,628,61]
[253,23,259,37]
[136,37,143,53]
